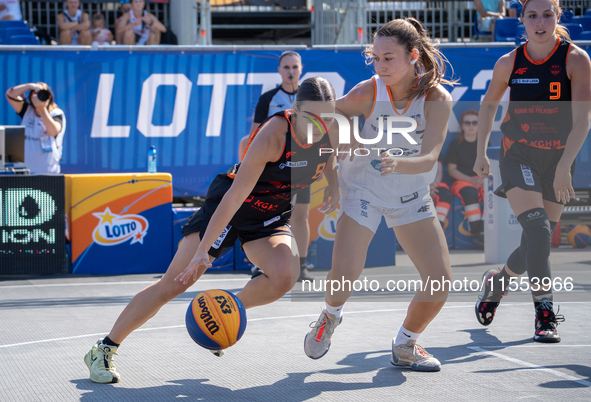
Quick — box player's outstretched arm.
[175,117,286,284]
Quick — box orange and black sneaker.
[534,302,565,343]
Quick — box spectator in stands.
[118,0,166,46]
[5,83,66,174]
[474,0,505,38]
[91,13,113,46]
[446,110,486,244]
[430,155,453,229]
[57,0,91,45]
[114,1,132,44]
[508,0,523,18]
[0,0,22,21]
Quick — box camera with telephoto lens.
[37,89,50,101]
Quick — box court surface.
[1,248,590,401]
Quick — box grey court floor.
[1,248,591,401]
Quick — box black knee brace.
[517,208,553,301]
[507,220,557,276]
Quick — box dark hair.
[458,109,478,143]
[296,77,336,103]
[93,13,105,22]
[520,0,570,40]
[364,18,457,101]
[279,51,302,66]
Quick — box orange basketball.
[185,289,247,350]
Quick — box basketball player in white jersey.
[57,0,91,45]
[304,18,455,372]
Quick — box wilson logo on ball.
[197,295,220,336]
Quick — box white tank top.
[338,75,436,208]
[63,9,82,44]
[129,10,150,45]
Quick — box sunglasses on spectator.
[463,120,478,126]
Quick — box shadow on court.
[72,362,406,401]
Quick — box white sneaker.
[304,310,342,359]
[84,339,121,383]
[391,340,441,372]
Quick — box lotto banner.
[2,45,591,196]
[67,173,172,275]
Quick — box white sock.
[325,303,344,318]
[394,325,421,346]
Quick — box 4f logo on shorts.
[520,164,535,186]
[212,225,231,249]
[417,205,430,213]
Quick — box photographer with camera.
[5,82,66,174]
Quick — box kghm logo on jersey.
[92,207,149,246]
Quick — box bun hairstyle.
[364,17,457,101]
[296,76,336,103]
[520,0,570,40]
[279,51,302,66]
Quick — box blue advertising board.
[1,45,590,195]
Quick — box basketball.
[566,224,591,248]
[185,289,247,350]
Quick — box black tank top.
[500,38,572,149]
[205,110,332,230]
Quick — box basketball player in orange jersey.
[84,77,340,383]
[474,0,591,342]
[304,18,455,372]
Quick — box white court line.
[468,346,591,388]
[0,278,249,289]
[480,345,591,348]
[0,306,464,349]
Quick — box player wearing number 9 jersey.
[473,0,591,343]
[83,77,340,384]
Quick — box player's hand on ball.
[553,164,574,204]
[473,155,491,179]
[175,249,212,285]
[379,152,398,176]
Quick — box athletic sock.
[102,336,120,347]
[325,302,344,318]
[493,267,512,295]
[394,325,421,346]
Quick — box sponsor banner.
[0,175,67,275]
[67,173,172,275]
[1,46,590,195]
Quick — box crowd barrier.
[1,44,590,197]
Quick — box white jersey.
[21,104,66,174]
[129,10,150,45]
[0,0,22,21]
[338,75,436,208]
[63,8,82,44]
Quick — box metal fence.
[15,0,591,45]
[19,1,169,43]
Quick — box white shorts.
[338,191,437,233]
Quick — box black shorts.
[294,186,311,204]
[495,139,574,204]
[180,206,292,259]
